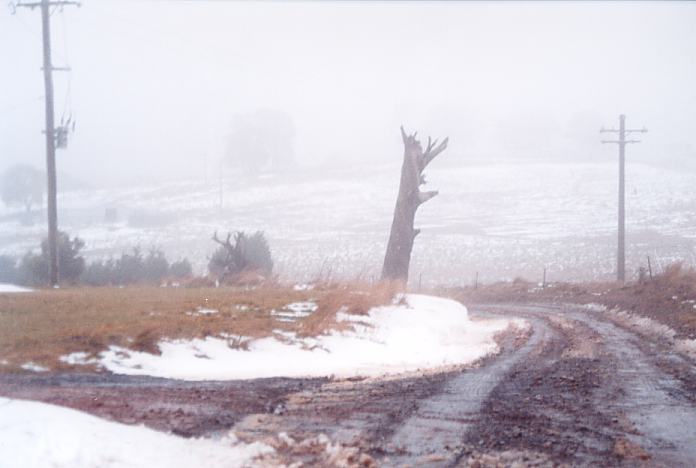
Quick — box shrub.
[81,258,117,286]
[169,258,193,278]
[0,255,19,284]
[82,247,180,286]
[208,231,273,279]
[19,231,85,285]
[114,247,145,284]
[142,248,169,283]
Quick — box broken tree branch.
[417,190,438,205]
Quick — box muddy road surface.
[2,304,696,467]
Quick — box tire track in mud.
[381,317,551,467]
[565,306,696,466]
[462,304,696,467]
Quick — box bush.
[19,231,85,285]
[114,247,145,284]
[81,258,117,286]
[142,248,169,283]
[0,255,19,284]
[169,258,192,278]
[82,247,182,286]
[208,231,273,279]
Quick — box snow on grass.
[5,162,696,284]
[185,307,219,316]
[581,303,608,313]
[271,301,318,322]
[19,362,48,372]
[0,397,273,468]
[93,294,513,380]
[59,352,98,366]
[0,283,32,293]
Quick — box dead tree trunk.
[382,127,448,281]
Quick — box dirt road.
[3,303,696,466]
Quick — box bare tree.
[209,230,273,281]
[210,231,246,280]
[382,127,448,281]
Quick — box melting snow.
[185,307,219,316]
[94,294,515,380]
[0,283,32,293]
[271,301,318,322]
[59,352,98,366]
[20,362,48,373]
[0,397,273,468]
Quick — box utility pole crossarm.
[15,1,80,9]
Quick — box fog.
[2,1,696,284]
[2,1,695,185]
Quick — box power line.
[600,114,647,283]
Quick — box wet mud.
[3,305,696,466]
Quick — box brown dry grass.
[298,280,403,337]
[0,282,400,373]
[449,262,696,338]
[612,437,651,461]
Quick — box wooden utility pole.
[15,0,80,286]
[601,114,647,282]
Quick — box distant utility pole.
[600,114,647,282]
[14,0,80,287]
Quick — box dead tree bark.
[382,127,448,281]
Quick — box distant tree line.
[0,231,192,287]
[81,247,193,286]
[0,229,273,287]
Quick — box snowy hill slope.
[1,162,695,284]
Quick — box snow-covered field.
[66,294,516,380]
[0,397,273,468]
[2,161,696,284]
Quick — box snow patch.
[598,307,696,360]
[59,352,98,366]
[20,362,48,372]
[0,397,273,468]
[185,307,218,316]
[0,283,32,293]
[93,294,514,380]
[271,301,318,321]
[581,303,608,312]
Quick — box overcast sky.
[1,1,695,186]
